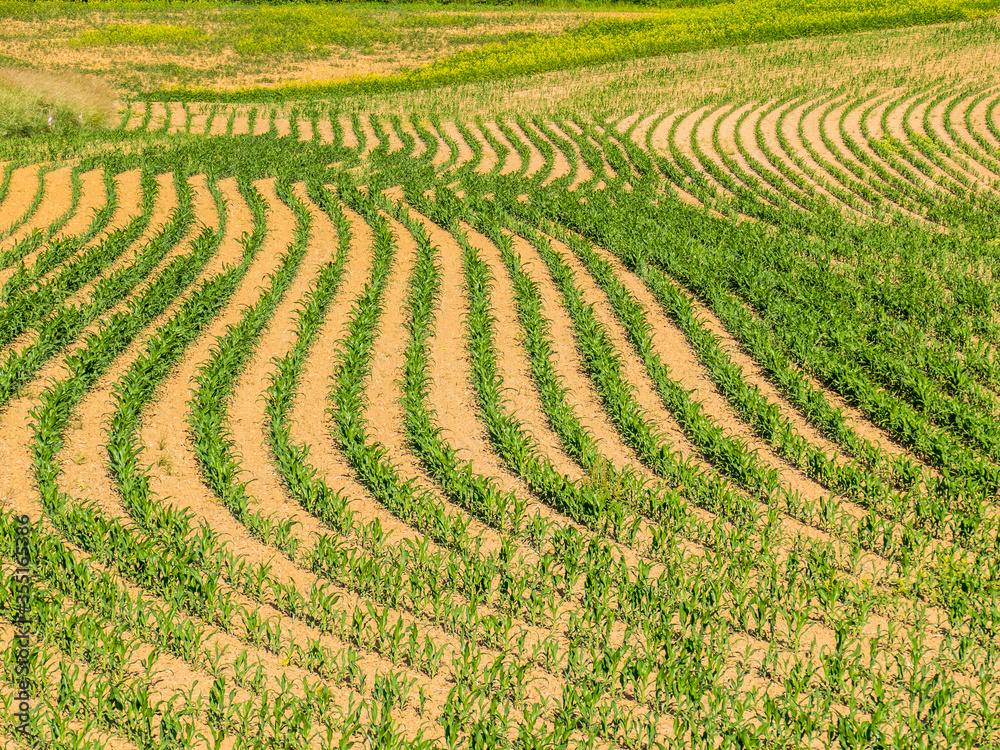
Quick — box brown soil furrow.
[780,96,868,214]
[382,118,405,154]
[547,121,592,190]
[48,171,159,322]
[742,100,815,204]
[992,92,1000,141]
[440,122,473,170]
[482,121,520,176]
[189,103,210,135]
[358,116,378,158]
[525,121,570,186]
[398,118,425,159]
[466,122,499,175]
[22,165,73,237]
[818,98,875,179]
[338,114,359,151]
[511,230,651,479]
[923,90,1000,190]
[220,183,337,567]
[296,117,313,142]
[112,101,131,130]
[673,106,736,201]
[107,101,126,130]
[166,102,187,134]
[208,108,229,136]
[668,108,716,188]
[147,101,168,131]
[635,109,668,155]
[661,183,709,210]
[967,89,1000,152]
[252,109,271,136]
[577,235,870,516]
[517,232,702,472]
[286,201,421,546]
[274,109,292,138]
[625,113,661,184]
[645,110,709,208]
[405,210,542,509]
[947,87,1000,179]
[362,210,497,535]
[426,120,452,167]
[615,111,643,135]
[881,92,955,190]
[455,223,586,482]
[506,121,545,178]
[231,107,251,136]
[109,183,458,720]
[125,101,147,131]
[55,174,214,524]
[52,168,107,241]
[713,101,775,196]
[94,169,143,237]
[0,166,74,270]
[0,395,61,549]
[646,109,682,163]
[843,92,919,189]
[0,164,42,238]
[315,115,335,145]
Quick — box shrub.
[0,68,116,137]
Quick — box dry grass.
[328,15,1000,120]
[0,6,619,94]
[0,67,117,136]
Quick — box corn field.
[4,56,1000,750]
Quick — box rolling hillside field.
[4,1,1000,748]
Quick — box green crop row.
[189,179,312,557]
